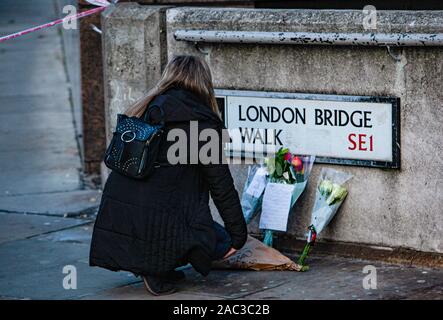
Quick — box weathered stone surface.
[80,11,106,176]
[166,8,443,34]
[164,8,443,254]
[101,3,170,141]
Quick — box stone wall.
[102,4,443,253]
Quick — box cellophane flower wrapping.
[297,168,353,268]
[310,168,353,235]
[241,164,268,224]
[261,149,316,247]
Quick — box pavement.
[0,0,442,301]
[0,218,442,300]
[0,1,101,215]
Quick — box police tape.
[0,0,114,43]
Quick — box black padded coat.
[89,86,247,276]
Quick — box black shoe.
[142,275,176,296]
[162,270,185,282]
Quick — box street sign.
[216,89,400,168]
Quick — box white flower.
[283,171,289,181]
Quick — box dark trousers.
[184,221,231,275]
[212,221,232,260]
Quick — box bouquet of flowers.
[297,168,353,268]
[260,148,315,247]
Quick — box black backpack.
[104,96,166,179]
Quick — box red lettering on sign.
[348,133,357,150]
[348,133,374,151]
[359,134,367,151]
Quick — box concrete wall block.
[102,3,166,81]
[105,79,149,135]
[166,7,443,253]
[102,3,171,144]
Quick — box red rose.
[283,152,292,161]
[291,156,303,172]
[311,232,317,243]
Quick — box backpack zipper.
[137,130,162,175]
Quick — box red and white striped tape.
[0,0,113,43]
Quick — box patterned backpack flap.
[104,97,166,179]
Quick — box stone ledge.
[102,2,170,20]
[167,7,443,33]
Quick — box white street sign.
[216,89,400,168]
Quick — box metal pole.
[174,30,443,46]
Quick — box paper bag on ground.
[212,236,303,271]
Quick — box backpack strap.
[143,95,167,126]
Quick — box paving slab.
[84,256,443,300]
[0,95,73,114]
[0,112,76,132]
[94,269,299,300]
[0,82,69,97]
[84,246,443,300]
[1,219,442,300]
[0,223,136,300]
[0,70,67,90]
[0,34,62,52]
[178,269,296,299]
[0,189,101,216]
[0,170,81,196]
[0,212,90,244]
[0,125,75,152]
[82,282,223,300]
[0,149,80,171]
[0,0,58,25]
[238,256,443,300]
[0,51,66,78]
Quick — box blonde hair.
[126,55,219,118]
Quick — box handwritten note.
[245,167,267,198]
[259,183,295,232]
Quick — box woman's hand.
[223,247,237,259]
